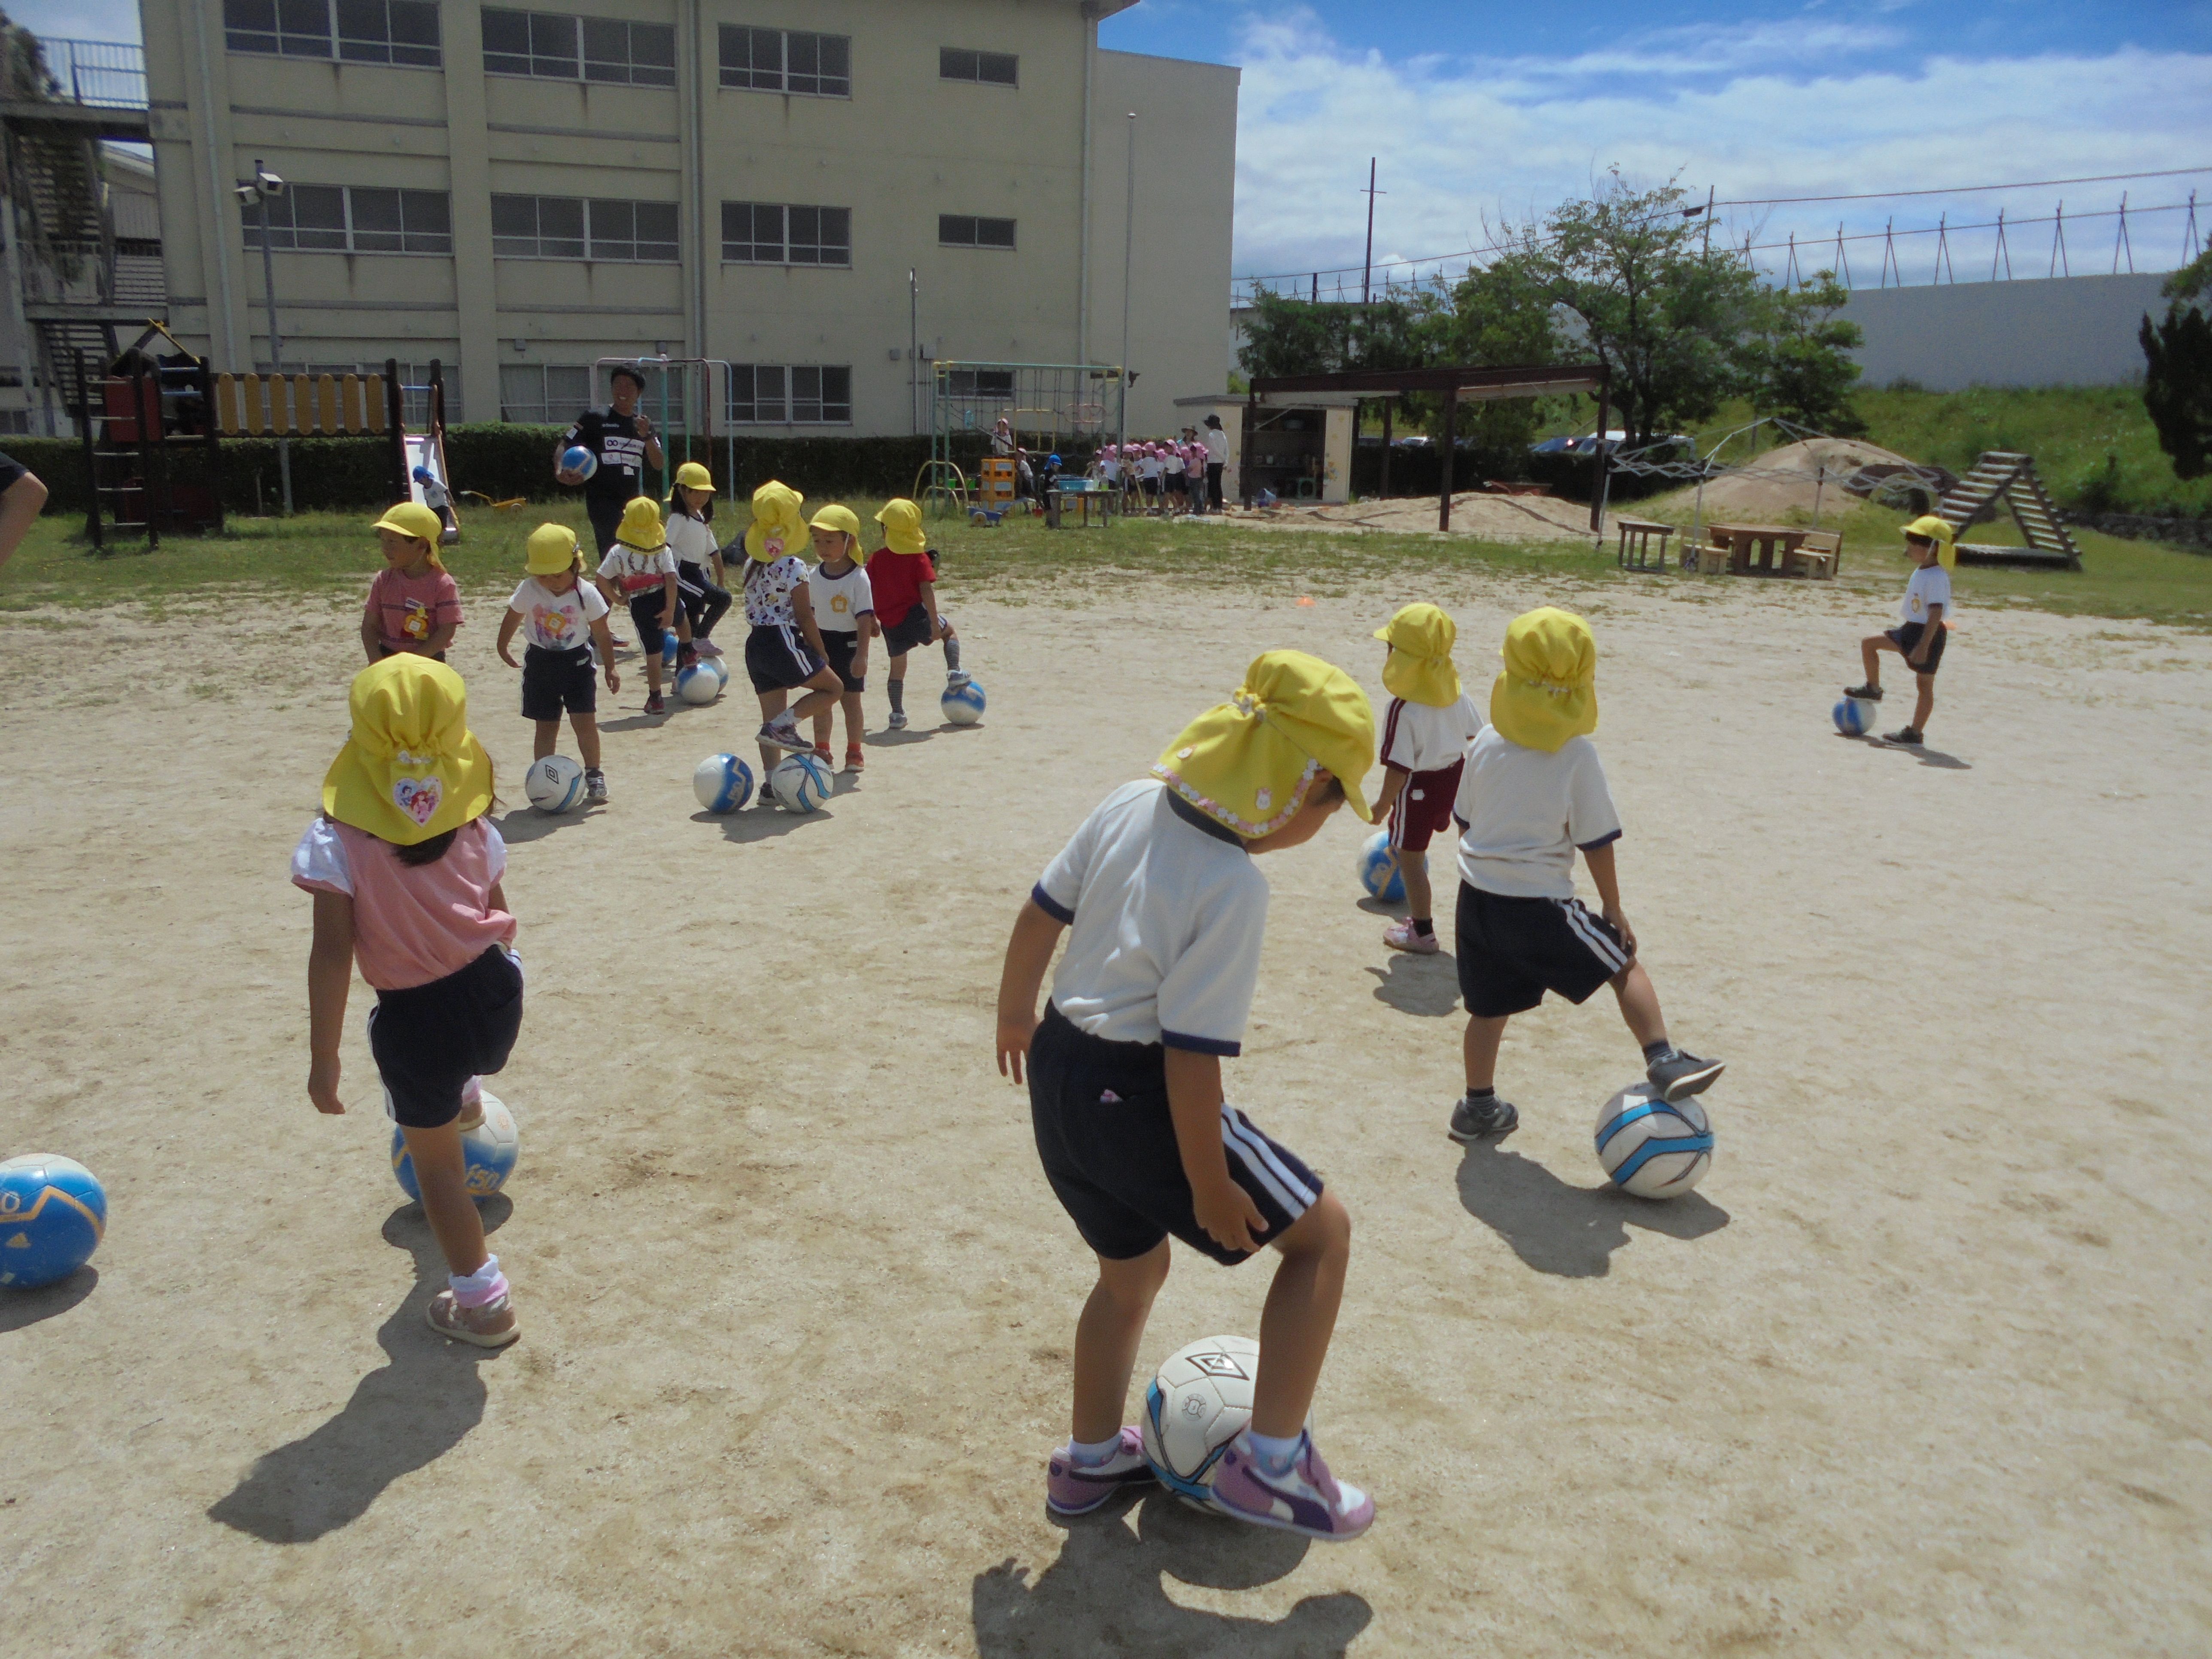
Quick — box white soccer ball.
[523,754,584,813]
[769,752,832,812]
[692,753,754,813]
[702,653,731,689]
[1140,1334,1307,1503]
[1595,1083,1715,1198]
[941,678,986,725]
[675,661,720,705]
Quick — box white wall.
[1842,272,2166,392]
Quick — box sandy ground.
[1650,438,1922,523]
[3,568,2210,1658]
[1224,492,1597,542]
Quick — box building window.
[945,368,1014,398]
[498,364,596,424]
[225,0,441,66]
[491,195,678,261]
[939,47,1015,86]
[939,214,1015,250]
[244,185,452,255]
[719,25,849,97]
[482,9,675,85]
[728,364,851,425]
[720,202,850,267]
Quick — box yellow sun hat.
[1153,649,1377,836]
[1903,513,1957,570]
[1490,607,1598,754]
[744,479,808,562]
[1373,602,1461,707]
[371,501,443,546]
[810,503,862,539]
[525,522,581,576]
[322,656,495,847]
[674,460,714,492]
[614,495,665,550]
[875,498,927,556]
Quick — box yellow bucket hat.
[810,504,861,540]
[674,460,713,492]
[1153,650,1376,836]
[875,498,927,556]
[1491,607,1598,754]
[322,656,495,847]
[744,480,808,562]
[525,522,581,576]
[1373,603,1461,707]
[1903,513,1957,570]
[614,495,665,550]
[372,501,442,546]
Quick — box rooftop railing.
[24,37,148,111]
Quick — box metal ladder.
[1936,451,2081,568]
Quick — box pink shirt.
[366,566,462,653]
[292,815,516,991]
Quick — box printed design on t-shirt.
[530,602,577,645]
[829,593,850,616]
[402,599,431,641]
[394,775,442,826]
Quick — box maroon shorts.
[1386,760,1462,852]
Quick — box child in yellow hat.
[667,460,732,660]
[867,498,969,730]
[292,656,525,1348]
[1369,603,1486,956]
[359,501,461,664]
[996,650,1378,1542]
[1843,514,1955,746]
[594,496,684,715]
[804,503,875,771]
[497,523,620,805]
[1444,608,1723,1142]
[738,480,845,769]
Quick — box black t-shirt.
[562,409,649,503]
[0,450,26,492]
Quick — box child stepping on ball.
[498,524,620,805]
[1369,603,1486,957]
[804,505,876,771]
[738,481,845,777]
[1844,514,1955,746]
[595,496,685,716]
[868,498,969,731]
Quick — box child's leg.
[939,615,962,674]
[570,712,601,771]
[757,688,787,775]
[1913,670,1936,733]
[812,703,835,747]
[532,717,561,761]
[885,650,910,718]
[1610,960,1723,1098]
[1859,632,1899,689]
[840,690,865,748]
[1070,1240,1170,1443]
[1401,852,1433,924]
[1610,960,1668,1049]
[398,1119,489,1277]
[1248,1190,1352,1439]
[1463,1013,1509,1092]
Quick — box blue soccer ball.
[1595,1084,1714,1199]
[674,661,720,705]
[693,752,754,813]
[1357,830,1406,903]
[662,632,681,670]
[0,1153,107,1289]
[559,444,598,481]
[1833,697,1875,737]
[770,752,833,811]
[391,1094,520,1202]
[941,679,987,725]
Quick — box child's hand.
[605,665,621,691]
[309,1054,344,1115]
[1604,904,1638,958]
[1193,1176,1266,1257]
[996,1011,1036,1083]
[498,647,519,669]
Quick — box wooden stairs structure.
[1938,451,2081,569]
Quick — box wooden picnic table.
[1614,517,1675,571]
[1704,522,1811,576]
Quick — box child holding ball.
[1844,514,1955,746]
[1369,603,1485,955]
[867,498,969,729]
[595,496,684,715]
[361,501,461,662]
[997,650,1377,1540]
[804,503,875,771]
[293,656,525,1347]
[497,523,619,805]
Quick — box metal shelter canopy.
[1249,363,1610,532]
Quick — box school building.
[134,0,1238,438]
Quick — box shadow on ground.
[493,805,600,845]
[206,1196,512,1543]
[1455,1142,1729,1277]
[973,1489,1371,1657]
[1364,953,1459,1018]
[0,1265,98,1333]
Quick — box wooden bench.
[1784,529,1843,580]
[1614,517,1676,571]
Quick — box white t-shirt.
[1901,563,1953,626]
[1204,426,1230,463]
[1381,692,1486,776]
[743,555,810,627]
[598,544,677,598]
[1036,779,1269,1054]
[1164,451,1185,477]
[665,513,720,569]
[1453,728,1623,900]
[507,575,608,653]
[807,562,874,634]
[1140,455,1164,481]
[1100,454,1122,482]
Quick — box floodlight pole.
[1118,111,1135,452]
[909,268,919,436]
[1361,157,1377,304]
[253,159,292,516]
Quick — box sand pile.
[1674,436,1919,521]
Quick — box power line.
[1714,164,2212,209]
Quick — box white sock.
[1239,1428,1302,1475]
[1068,1433,1123,1468]
[449,1254,505,1307]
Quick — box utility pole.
[908,268,918,436]
[1118,111,1135,452]
[1702,185,1715,258]
[249,159,293,515]
[1361,158,1382,304]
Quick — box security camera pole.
[249,159,292,515]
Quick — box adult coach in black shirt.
[0,450,49,569]
[556,365,664,554]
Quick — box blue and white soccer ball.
[702,653,731,689]
[770,752,833,811]
[693,752,754,813]
[523,754,585,813]
[1356,830,1406,903]
[941,678,987,726]
[559,444,598,481]
[674,661,720,705]
[392,1092,520,1202]
[1595,1084,1714,1199]
[0,1153,107,1289]
[662,632,681,671]
[1141,1334,1313,1505]
[1833,697,1876,737]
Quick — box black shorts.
[881,602,944,655]
[1027,1004,1322,1265]
[821,629,866,693]
[586,494,626,555]
[1885,621,1947,675]
[368,946,524,1129]
[377,644,447,662]
[744,623,823,693]
[520,644,595,720]
[1455,881,1632,1019]
[1167,473,1188,496]
[627,590,671,654]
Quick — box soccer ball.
[1594,1084,1714,1198]
[0,1153,107,1289]
[1142,1334,1307,1504]
[941,679,986,726]
[559,444,598,481]
[1356,830,1405,903]
[662,633,680,670]
[770,752,833,811]
[693,753,754,813]
[675,661,720,705]
[524,754,585,812]
[702,653,730,689]
[1833,697,1875,737]
[392,1091,520,1202]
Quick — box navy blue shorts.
[881,603,945,655]
[822,629,866,693]
[1885,621,1947,675]
[1455,882,1632,1018]
[521,644,595,720]
[368,946,523,1129]
[744,623,823,693]
[1027,1004,1321,1264]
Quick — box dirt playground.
[1,568,2207,1657]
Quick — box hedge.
[1349,442,1671,507]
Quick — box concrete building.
[1840,272,2164,392]
[136,0,1238,438]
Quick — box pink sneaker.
[1383,920,1439,955]
[1045,1426,1156,1517]
[1210,1431,1374,1541]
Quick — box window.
[243,185,452,254]
[946,368,1014,398]
[482,9,675,85]
[718,25,849,96]
[225,0,441,66]
[939,47,1016,86]
[498,364,596,424]
[728,364,851,425]
[491,195,678,261]
[939,214,1015,250]
[720,201,850,266]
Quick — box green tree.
[1431,260,1566,446]
[2142,249,2212,480]
[1745,272,1866,434]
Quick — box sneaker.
[1844,683,1884,701]
[888,709,910,731]
[757,718,809,752]
[425,1287,519,1349]
[585,768,608,804]
[811,741,834,764]
[1647,1049,1725,1102]
[1210,1431,1373,1542]
[1447,1093,1519,1142]
[1883,726,1924,746]
[645,692,665,715]
[678,643,699,669]
[1383,921,1439,956]
[946,668,973,690]
[695,638,724,659]
[844,746,865,772]
[1045,1426,1156,1518]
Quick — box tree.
[2142,249,2212,480]
[1235,290,1434,381]
[1745,272,1866,434]
[1431,261,1565,447]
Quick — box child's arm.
[307,890,356,1114]
[1166,1049,1266,1256]
[852,609,875,678]
[360,601,381,664]
[423,618,459,656]
[792,580,831,662]
[1909,602,1942,667]
[590,615,621,690]
[661,568,680,631]
[710,549,726,587]
[1580,841,1638,957]
[1372,765,1408,818]
[496,608,523,668]
[995,899,1065,1083]
[918,576,943,640]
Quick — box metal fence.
[29,37,148,110]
